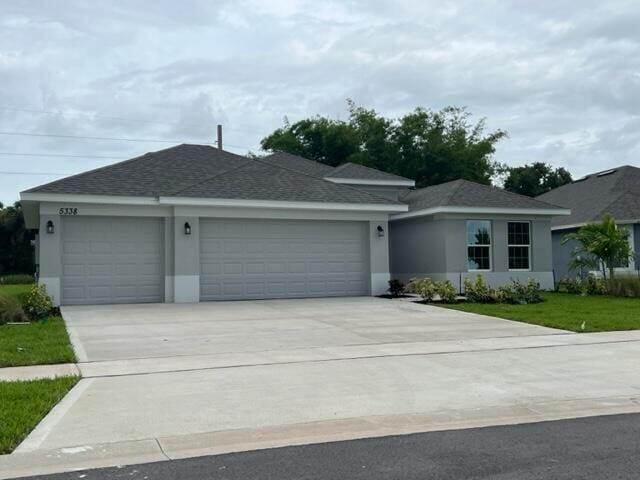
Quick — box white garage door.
[200,219,369,300]
[61,216,164,305]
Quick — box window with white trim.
[467,220,491,270]
[508,221,530,270]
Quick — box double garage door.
[200,219,369,300]
[60,216,369,304]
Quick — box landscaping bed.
[0,376,79,454]
[0,284,76,367]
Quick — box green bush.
[584,275,607,296]
[0,293,28,325]
[0,274,35,285]
[407,277,437,302]
[497,278,543,304]
[22,284,53,320]
[435,280,457,303]
[387,279,406,298]
[463,276,497,303]
[556,277,584,294]
[606,276,640,298]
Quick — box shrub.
[23,284,53,320]
[0,293,28,325]
[387,279,406,298]
[556,277,584,295]
[435,280,457,303]
[0,274,35,285]
[463,276,497,303]
[584,275,607,296]
[407,277,437,302]
[497,278,543,304]
[606,276,640,298]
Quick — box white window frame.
[466,220,492,272]
[507,221,532,272]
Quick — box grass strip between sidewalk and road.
[441,292,640,332]
[0,376,80,454]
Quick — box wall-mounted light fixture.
[184,222,192,235]
[46,220,55,234]
[377,225,385,237]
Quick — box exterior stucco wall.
[551,228,577,281]
[37,213,62,305]
[369,220,390,295]
[390,214,555,291]
[635,224,640,271]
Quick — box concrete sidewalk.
[0,363,79,382]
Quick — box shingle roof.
[23,144,402,206]
[401,179,564,212]
[260,151,334,178]
[536,165,640,228]
[324,162,413,183]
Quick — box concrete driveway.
[12,297,640,473]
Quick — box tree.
[501,162,572,197]
[0,202,35,275]
[261,101,507,188]
[562,215,634,279]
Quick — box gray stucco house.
[537,165,640,280]
[20,144,568,305]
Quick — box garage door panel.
[61,216,163,305]
[200,219,369,300]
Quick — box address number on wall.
[59,207,79,215]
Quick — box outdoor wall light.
[184,222,192,235]
[377,225,385,237]
[46,220,55,234]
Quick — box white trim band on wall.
[390,206,571,221]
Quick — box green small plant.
[606,276,640,298]
[0,293,28,325]
[497,278,543,304]
[407,277,437,302]
[556,277,584,294]
[584,275,607,296]
[387,279,406,298]
[23,284,53,320]
[463,275,497,303]
[0,274,35,285]
[435,280,457,303]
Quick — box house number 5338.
[59,207,78,215]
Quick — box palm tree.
[562,214,634,279]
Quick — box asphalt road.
[23,413,640,480]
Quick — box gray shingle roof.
[324,162,413,183]
[260,152,334,178]
[536,165,640,228]
[23,144,401,206]
[401,179,564,212]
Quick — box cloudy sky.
[1,0,639,204]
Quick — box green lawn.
[0,376,79,454]
[0,284,77,367]
[442,292,640,332]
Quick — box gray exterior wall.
[390,215,555,291]
[635,224,640,271]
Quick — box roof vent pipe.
[217,124,223,150]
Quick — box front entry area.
[199,218,370,301]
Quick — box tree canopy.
[0,202,35,275]
[500,162,572,197]
[261,101,507,188]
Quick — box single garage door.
[61,216,164,305]
[200,219,369,300]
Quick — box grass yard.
[442,292,640,332]
[0,376,79,454]
[0,284,77,367]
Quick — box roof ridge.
[251,156,402,205]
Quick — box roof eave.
[324,178,415,187]
[390,206,571,221]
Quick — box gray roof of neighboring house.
[536,165,640,228]
[401,179,565,212]
[23,144,402,206]
[324,162,413,183]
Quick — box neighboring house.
[537,165,640,280]
[20,144,568,306]
[389,180,569,291]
